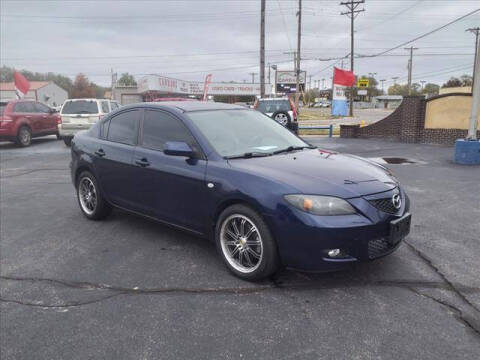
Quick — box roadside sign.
[357,79,369,88]
[358,89,368,95]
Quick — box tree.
[459,74,472,87]
[117,72,137,86]
[442,77,462,88]
[71,74,96,98]
[422,83,440,96]
[387,82,422,96]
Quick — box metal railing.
[298,124,334,137]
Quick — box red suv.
[0,99,60,146]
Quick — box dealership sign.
[138,75,270,96]
[275,70,306,93]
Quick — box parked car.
[71,102,411,281]
[59,98,112,146]
[254,97,298,133]
[313,100,331,108]
[0,99,60,147]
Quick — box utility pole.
[295,0,302,111]
[380,79,386,95]
[249,72,257,84]
[260,0,266,98]
[467,27,480,140]
[467,27,480,90]
[405,46,418,95]
[341,0,365,117]
[322,78,325,90]
[308,75,312,90]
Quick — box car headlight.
[284,195,356,216]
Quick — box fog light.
[328,249,341,257]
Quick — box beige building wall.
[438,86,472,95]
[425,95,480,129]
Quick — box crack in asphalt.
[407,286,480,336]
[0,168,68,178]
[2,274,479,310]
[404,240,480,314]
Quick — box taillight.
[289,99,297,120]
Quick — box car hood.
[228,149,397,198]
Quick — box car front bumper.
[264,188,410,271]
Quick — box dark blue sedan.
[71,101,411,281]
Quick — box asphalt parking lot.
[1,136,479,359]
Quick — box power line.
[361,8,480,58]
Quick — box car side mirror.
[164,141,194,157]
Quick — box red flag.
[202,74,212,101]
[13,71,30,99]
[333,67,355,87]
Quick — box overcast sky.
[1,0,479,88]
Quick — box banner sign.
[331,67,355,116]
[203,74,212,101]
[13,71,30,99]
[275,70,306,94]
[138,75,270,96]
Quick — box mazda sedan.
[70,102,411,281]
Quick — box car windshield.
[0,102,7,115]
[61,100,98,114]
[187,109,309,158]
[256,100,290,113]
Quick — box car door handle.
[95,149,105,157]
[135,158,150,167]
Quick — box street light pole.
[260,0,266,98]
[380,79,386,94]
[295,0,302,112]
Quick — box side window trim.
[139,109,206,160]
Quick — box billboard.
[275,71,306,94]
[137,75,271,96]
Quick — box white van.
[59,99,111,146]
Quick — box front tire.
[63,137,72,147]
[215,204,279,281]
[76,171,112,220]
[17,126,32,147]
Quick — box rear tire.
[16,126,32,147]
[76,171,112,220]
[215,204,279,281]
[272,111,291,127]
[63,137,72,147]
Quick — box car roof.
[123,101,246,113]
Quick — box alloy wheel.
[19,128,31,146]
[78,177,97,215]
[274,113,288,126]
[220,214,263,273]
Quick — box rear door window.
[256,100,290,113]
[106,110,140,145]
[142,110,197,151]
[61,100,99,115]
[14,102,35,113]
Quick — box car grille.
[369,197,399,214]
[368,238,395,259]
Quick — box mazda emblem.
[392,194,402,209]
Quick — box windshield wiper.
[225,152,273,159]
[272,145,316,155]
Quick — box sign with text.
[357,79,370,88]
[275,70,306,94]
